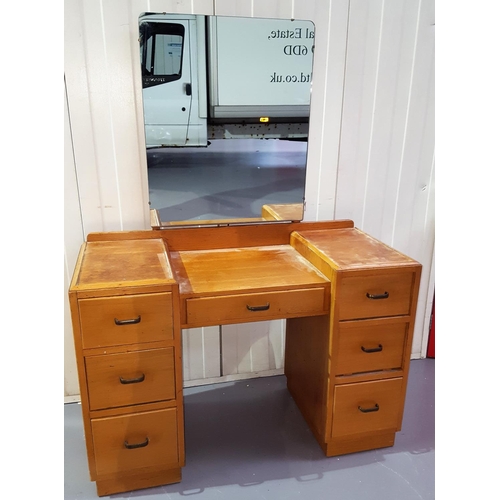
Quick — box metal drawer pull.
[361,344,383,353]
[358,404,379,413]
[114,315,141,326]
[366,292,389,300]
[247,303,270,311]
[119,374,145,384]
[124,437,149,449]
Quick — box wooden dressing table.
[69,218,421,496]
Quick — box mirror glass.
[139,14,315,225]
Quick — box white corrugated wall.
[64,0,434,398]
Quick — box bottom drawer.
[92,408,179,476]
[331,378,403,438]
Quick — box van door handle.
[185,83,192,96]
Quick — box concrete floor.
[64,358,434,499]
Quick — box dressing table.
[69,215,421,496]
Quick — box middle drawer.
[85,348,176,411]
[335,321,407,375]
[185,287,327,327]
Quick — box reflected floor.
[64,359,435,500]
[147,139,307,222]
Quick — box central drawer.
[185,287,327,327]
[85,348,176,411]
[91,408,179,476]
[79,293,173,349]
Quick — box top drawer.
[79,293,173,349]
[338,272,414,321]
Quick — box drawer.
[331,378,403,437]
[185,287,326,326]
[338,272,414,320]
[79,293,173,349]
[335,322,407,375]
[92,408,179,476]
[86,348,176,411]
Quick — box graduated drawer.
[338,272,414,321]
[85,348,176,411]
[185,287,327,326]
[331,378,403,437]
[91,408,179,476]
[335,322,407,375]
[79,293,173,349]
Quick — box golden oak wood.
[85,348,176,410]
[286,226,422,456]
[291,227,418,271]
[69,237,185,496]
[69,220,422,495]
[337,272,414,320]
[331,378,403,437]
[285,314,332,441]
[261,203,303,221]
[324,431,396,456]
[169,244,329,328]
[150,208,161,229]
[186,287,327,328]
[96,467,181,497]
[335,320,408,375]
[79,293,174,349]
[86,219,355,250]
[170,245,329,296]
[91,408,179,476]
[71,239,175,291]
[89,400,176,419]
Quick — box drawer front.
[338,273,413,320]
[186,287,326,326]
[79,293,173,349]
[335,322,407,375]
[331,378,403,437]
[86,348,176,411]
[92,408,179,476]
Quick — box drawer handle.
[361,344,383,353]
[358,404,379,413]
[247,303,270,311]
[119,374,145,384]
[124,437,149,449]
[366,292,389,300]
[114,315,141,326]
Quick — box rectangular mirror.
[139,14,315,226]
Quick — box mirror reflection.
[139,14,315,225]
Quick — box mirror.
[139,14,315,226]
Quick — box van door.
[140,19,193,147]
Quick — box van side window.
[140,22,185,88]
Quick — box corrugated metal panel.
[335,0,435,356]
[64,0,214,236]
[64,83,85,397]
[221,321,286,376]
[182,327,221,381]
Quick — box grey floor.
[64,358,434,500]
[147,139,307,222]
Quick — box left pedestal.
[68,239,185,497]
